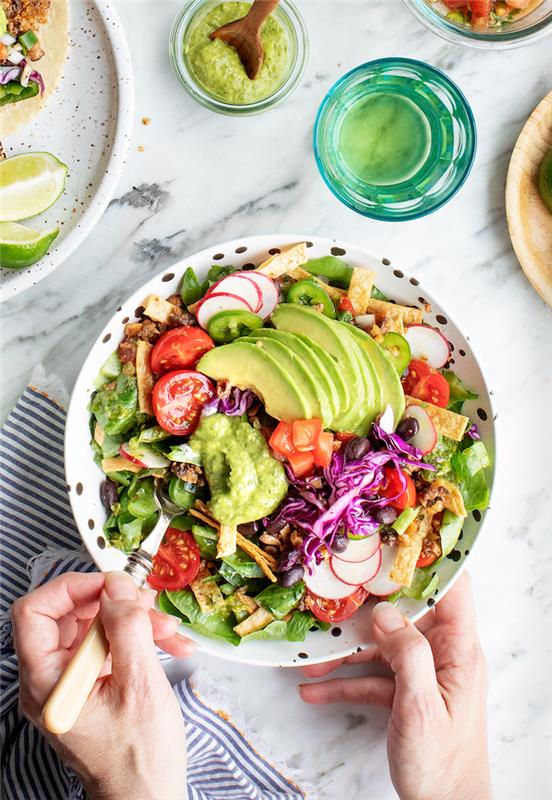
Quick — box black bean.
[344,437,371,461]
[374,506,398,526]
[331,532,348,553]
[396,417,419,441]
[237,521,257,537]
[100,479,118,511]
[279,564,305,587]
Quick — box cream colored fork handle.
[42,616,108,735]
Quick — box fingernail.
[104,571,139,602]
[141,587,157,596]
[176,633,196,650]
[372,602,406,633]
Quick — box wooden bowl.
[506,91,552,307]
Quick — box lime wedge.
[538,149,552,215]
[0,222,59,269]
[0,152,68,222]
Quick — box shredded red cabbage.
[29,69,45,95]
[466,423,480,440]
[201,384,257,417]
[371,421,424,462]
[0,66,21,84]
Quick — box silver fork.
[42,482,183,735]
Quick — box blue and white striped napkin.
[0,374,308,800]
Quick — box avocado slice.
[337,332,382,435]
[242,336,332,426]
[272,305,365,431]
[340,323,405,427]
[197,341,311,422]
[249,329,340,425]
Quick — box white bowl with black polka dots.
[1,0,134,300]
[65,234,496,667]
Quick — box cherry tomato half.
[307,586,368,624]
[402,359,450,408]
[147,528,200,591]
[150,327,215,375]
[416,552,438,568]
[380,465,417,510]
[152,370,215,435]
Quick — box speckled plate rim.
[65,234,497,668]
[0,0,135,301]
[505,90,552,308]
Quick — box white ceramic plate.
[0,0,134,301]
[65,234,496,667]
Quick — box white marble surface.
[2,1,552,798]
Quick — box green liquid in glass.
[339,93,431,186]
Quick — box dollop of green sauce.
[189,413,288,524]
[185,1,290,105]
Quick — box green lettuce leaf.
[443,371,478,414]
[286,611,330,642]
[451,441,490,511]
[255,581,305,620]
[165,589,240,646]
[241,620,288,641]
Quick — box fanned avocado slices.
[247,329,340,425]
[197,341,311,422]
[241,336,333,426]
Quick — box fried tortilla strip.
[190,570,226,614]
[379,314,405,335]
[431,478,467,517]
[217,523,237,559]
[364,297,423,326]
[347,268,376,314]
[233,607,274,637]
[135,341,155,415]
[256,242,307,278]
[404,395,469,442]
[288,266,346,300]
[101,456,142,474]
[236,532,277,569]
[236,589,258,616]
[143,294,179,324]
[94,421,105,447]
[189,507,218,528]
[390,508,434,588]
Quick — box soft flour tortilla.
[2,0,69,136]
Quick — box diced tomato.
[313,431,334,468]
[147,528,200,591]
[269,421,295,458]
[443,0,467,7]
[292,418,323,452]
[338,297,356,315]
[469,0,491,17]
[150,327,215,375]
[416,552,438,568]
[287,449,315,478]
[380,466,417,510]
[152,370,215,435]
[336,431,356,442]
[402,359,450,408]
[307,586,368,623]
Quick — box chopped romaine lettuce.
[127,477,157,519]
[450,441,490,511]
[437,511,464,563]
[421,435,458,480]
[255,581,305,620]
[443,371,478,414]
[393,507,419,535]
[165,588,240,646]
[90,375,138,435]
[286,611,329,641]
[222,549,265,580]
[166,443,202,464]
[241,620,288,641]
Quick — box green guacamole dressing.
[185,2,290,105]
[189,413,288,525]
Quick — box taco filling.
[0,0,50,106]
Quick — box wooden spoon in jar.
[209,0,281,80]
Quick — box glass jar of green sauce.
[170,0,308,115]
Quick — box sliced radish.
[404,324,450,369]
[119,443,169,469]
[242,272,279,319]
[196,293,252,329]
[334,533,380,564]
[331,549,382,586]
[403,405,437,455]
[355,313,376,330]
[362,544,402,597]
[379,404,394,433]
[303,558,358,599]
[207,275,262,313]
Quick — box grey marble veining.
[1,2,552,798]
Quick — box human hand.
[299,573,492,800]
[12,571,194,800]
